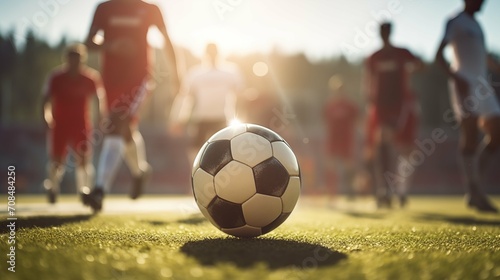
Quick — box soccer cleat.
[130,164,152,200]
[82,187,104,213]
[466,193,498,213]
[44,179,57,204]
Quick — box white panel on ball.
[281,176,301,213]
[242,194,282,227]
[231,133,273,167]
[214,161,256,204]
[221,225,262,238]
[192,168,217,208]
[271,142,300,176]
[207,124,247,142]
[192,142,208,176]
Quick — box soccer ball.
[191,123,301,238]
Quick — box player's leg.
[121,81,152,199]
[459,116,497,212]
[395,146,412,207]
[477,116,500,179]
[124,120,152,199]
[394,109,418,208]
[72,131,95,197]
[458,116,480,190]
[84,113,125,211]
[45,159,65,204]
[374,125,398,208]
[473,115,500,212]
[44,127,67,204]
[96,118,125,194]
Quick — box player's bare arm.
[157,25,180,94]
[435,39,469,102]
[85,27,99,51]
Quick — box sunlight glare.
[253,62,269,77]
[229,118,242,126]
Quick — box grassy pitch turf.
[1,195,499,279]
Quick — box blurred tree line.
[0,29,474,131]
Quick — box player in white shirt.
[170,43,244,159]
[435,0,500,212]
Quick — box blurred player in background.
[83,0,180,212]
[365,22,422,208]
[42,44,104,204]
[170,43,244,161]
[323,75,359,199]
[435,0,500,212]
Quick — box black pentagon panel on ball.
[199,140,233,176]
[253,158,290,196]
[207,197,246,228]
[246,124,282,142]
[261,212,290,234]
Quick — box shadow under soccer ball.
[181,238,347,269]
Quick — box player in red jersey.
[42,44,105,204]
[323,75,359,198]
[365,22,422,208]
[83,0,180,211]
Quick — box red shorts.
[366,105,418,148]
[50,124,91,160]
[104,76,149,121]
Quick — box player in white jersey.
[435,0,500,212]
[170,43,244,160]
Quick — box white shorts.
[449,74,500,121]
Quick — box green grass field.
[1,195,500,280]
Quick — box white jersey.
[444,12,486,79]
[444,11,500,119]
[172,63,243,123]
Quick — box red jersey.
[323,96,359,159]
[89,0,166,85]
[366,47,416,111]
[46,67,101,128]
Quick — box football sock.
[124,130,148,177]
[48,162,65,191]
[75,165,86,193]
[459,153,480,194]
[96,136,124,193]
[396,159,410,197]
[85,163,95,189]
